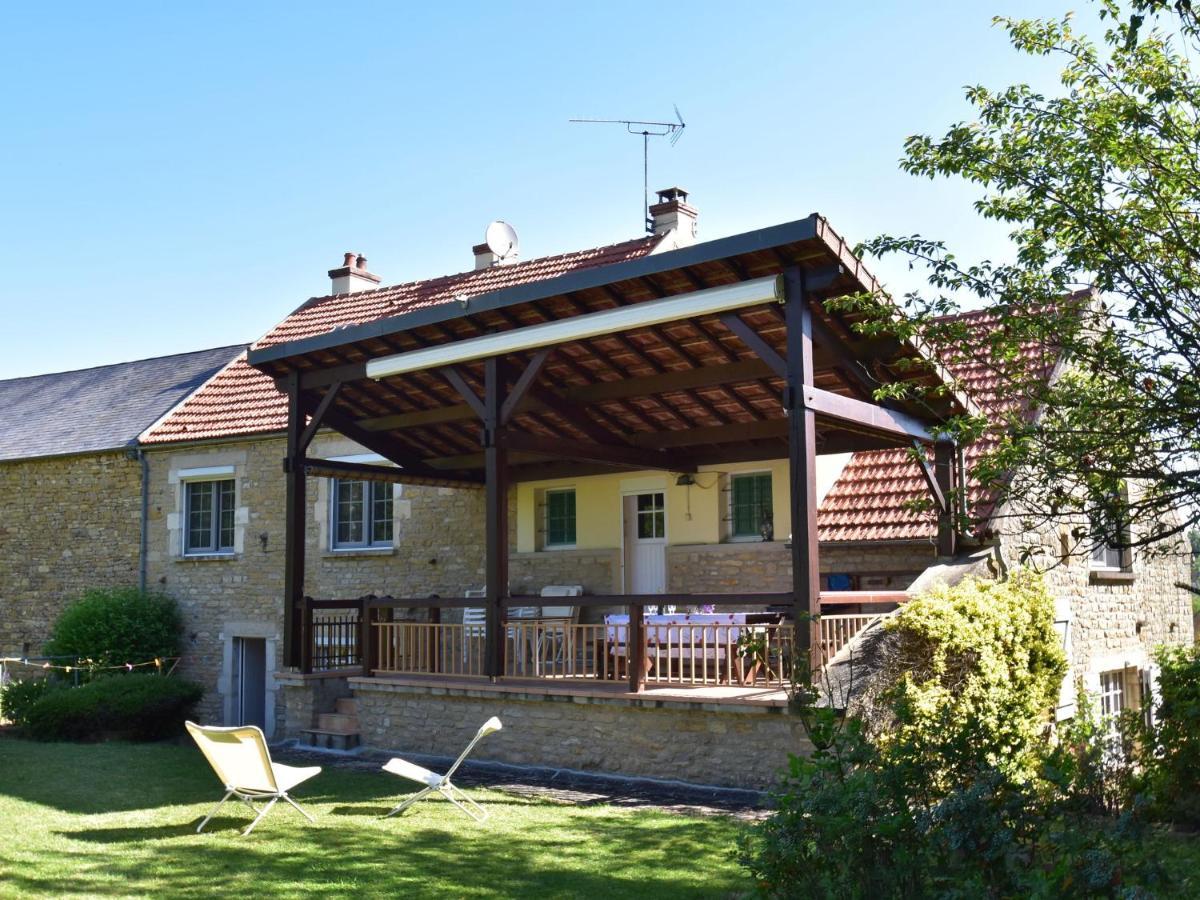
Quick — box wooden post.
[300,597,314,674]
[935,440,957,557]
[628,602,645,692]
[483,357,509,679]
[784,269,822,677]
[282,371,306,669]
[357,598,371,676]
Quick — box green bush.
[737,570,1171,898]
[0,677,66,726]
[1136,644,1200,827]
[881,569,1068,783]
[44,587,182,672]
[23,674,203,742]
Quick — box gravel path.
[276,743,772,822]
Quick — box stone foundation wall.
[349,678,813,790]
[0,452,142,654]
[509,548,621,596]
[274,673,353,738]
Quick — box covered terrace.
[246,214,971,694]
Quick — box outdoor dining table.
[603,612,760,684]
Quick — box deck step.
[315,712,358,733]
[300,729,360,751]
[334,697,358,716]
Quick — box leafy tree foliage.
[842,1,1200,558]
[44,587,182,673]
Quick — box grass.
[0,738,751,898]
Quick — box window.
[544,489,576,548]
[730,472,772,540]
[331,479,393,549]
[185,479,236,555]
[636,492,665,539]
[1090,489,1130,571]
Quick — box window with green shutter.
[730,472,772,540]
[545,489,577,547]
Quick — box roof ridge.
[0,343,247,385]
[286,233,663,318]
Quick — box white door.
[623,492,667,595]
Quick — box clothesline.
[0,656,183,676]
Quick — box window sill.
[1089,569,1136,585]
[540,545,578,552]
[322,547,396,559]
[178,553,238,562]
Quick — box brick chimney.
[648,187,698,249]
[328,252,381,295]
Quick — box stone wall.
[144,434,486,727]
[274,672,353,738]
[664,540,933,595]
[509,548,621,596]
[0,452,142,654]
[349,677,814,790]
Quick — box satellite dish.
[484,220,519,260]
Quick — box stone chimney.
[328,252,382,295]
[648,187,698,248]
[472,242,503,271]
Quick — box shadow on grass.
[31,814,740,899]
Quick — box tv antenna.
[570,105,686,233]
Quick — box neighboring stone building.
[0,345,244,655]
[129,194,1191,782]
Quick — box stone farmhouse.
[0,345,244,655]
[119,191,1192,788]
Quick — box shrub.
[1136,644,1200,827]
[44,587,182,672]
[23,674,203,742]
[0,677,66,726]
[880,569,1068,784]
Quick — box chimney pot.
[328,250,381,295]
[648,186,698,248]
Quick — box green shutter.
[731,473,772,538]
[546,490,576,546]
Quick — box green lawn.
[0,738,750,898]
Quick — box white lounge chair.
[186,721,322,836]
[382,716,502,822]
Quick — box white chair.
[539,585,582,667]
[382,717,503,823]
[462,590,487,671]
[186,721,322,836]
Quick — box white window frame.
[183,477,237,556]
[329,479,394,551]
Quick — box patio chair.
[381,716,503,823]
[185,721,322,836]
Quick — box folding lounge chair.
[382,716,502,822]
[186,721,322,835]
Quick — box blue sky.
[0,1,1077,378]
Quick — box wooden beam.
[297,382,342,452]
[912,440,948,514]
[935,441,957,557]
[501,430,696,472]
[301,458,482,490]
[526,384,633,446]
[785,270,822,676]
[354,359,779,432]
[439,366,485,419]
[719,313,787,379]
[310,403,451,479]
[627,418,789,449]
[500,348,551,424]
[483,357,509,679]
[804,385,936,444]
[283,372,306,671]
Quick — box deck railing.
[300,593,901,686]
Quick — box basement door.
[623,491,667,595]
[232,637,267,729]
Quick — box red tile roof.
[141,235,662,445]
[818,308,1057,542]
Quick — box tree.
[842,0,1200,559]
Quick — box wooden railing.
[301,592,903,683]
[819,613,887,663]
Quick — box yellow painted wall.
[516,458,794,553]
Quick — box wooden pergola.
[247,215,971,688]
